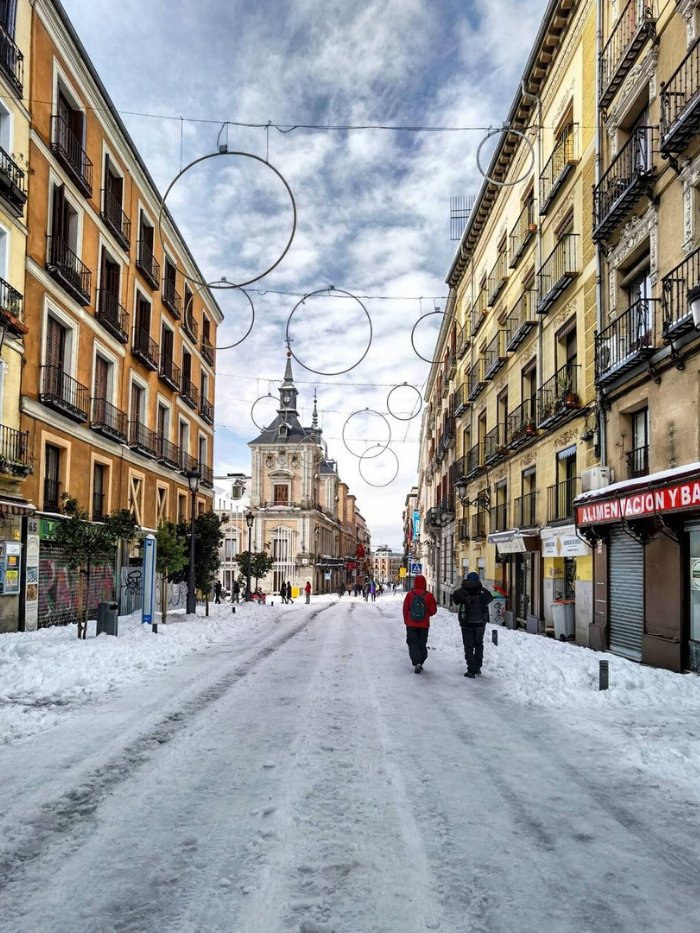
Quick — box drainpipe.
[595,0,607,468]
[522,79,544,396]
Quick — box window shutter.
[95,356,108,401]
[46,316,66,371]
[131,383,141,422]
[51,184,67,242]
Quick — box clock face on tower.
[284,395,291,404]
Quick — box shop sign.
[413,509,421,541]
[542,533,589,557]
[578,478,700,526]
[399,567,407,577]
[488,533,527,554]
[692,559,700,591]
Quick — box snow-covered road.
[1,597,699,932]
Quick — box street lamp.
[186,468,200,615]
[245,509,255,601]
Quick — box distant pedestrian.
[363,583,370,602]
[280,582,288,605]
[285,581,294,604]
[403,574,437,673]
[337,583,344,598]
[214,580,222,604]
[452,572,493,678]
[370,581,377,602]
[233,579,240,603]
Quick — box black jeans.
[461,625,486,674]
[406,626,429,665]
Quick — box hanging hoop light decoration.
[386,382,423,422]
[157,150,297,290]
[182,278,256,351]
[292,424,329,469]
[358,445,400,488]
[285,286,373,376]
[250,393,280,432]
[410,309,464,366]
[342,408,392,460]
[475,123,536,188]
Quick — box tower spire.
[278,351,299,416]
[312,390,319,431]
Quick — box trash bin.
[552,599,575,641]
[96,601,119,637]
[490,597,507,626]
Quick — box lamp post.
[186,468,200,615]
[245,509,255,601]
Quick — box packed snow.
[1,594,699,931]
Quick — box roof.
[248,413,318,446]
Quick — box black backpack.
[458,594,483,625]
[409,592,428,622]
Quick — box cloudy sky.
[63,0,546,548]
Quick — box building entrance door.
[515,553,532,623]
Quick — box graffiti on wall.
[38,557,116,629]
[119,566,187,617]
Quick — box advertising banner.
[578,477,700,526]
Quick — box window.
[179,420,189,456]
[92,355,112,423]
[231,484,242,500]
[198,435,207,469]
[93,463,105,520]
[272,537,289,561]
[273,484,289,506]
[0,1,17,33]
[130,382,144,423]
[103,154,125,228]
[46,314,66,372]
[100,247,120,300]
[135,292,151,335]
[157,403,169,440]
[224,537,238,560]
[161,322,174,363]
[51,183,78,253]
[157,486,168,524]
[178,493,187,523]
[163,256,177,305]
[557,320,577,371]
[623,256,652,346]
[629,408,649,477]
[182,349,191,384]
[139,211,154,254]
[57,88,84,148]
[44,443,61,511]
[0,96,12,157]
[202,315,211,344]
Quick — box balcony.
[627,444,649,479]
[600,0,656,111]
[593,126,655,241]
[157,436,181,470]
[595,299,658,386]
[44,478,61,513]
[179,449,199,474]
[200,462,214,489]
[506,398,538,448]
[440,494,455,521]
[661,36,700,158]
[484,331,508,380]
[515,491,537,528]
[459,519,470,541]
[40,365,89,423]
[201,336,215,366]
[538,363,580,429]
[183,309,199,342]
[536,234,579,315]
[467,362,486,402]
[46,236,91,306]
[662,245,700,340]
[453,383,468,418]
[0,22,23,93]
[466,442,485,480]
[90,398,127,443]
[95,289,129,344]
[0,145,26,216]
[51,114,93,198]
[163,279,182,319]
[200,398,214,425]
[0,274,24,333]
[426,506,442,530]
[181,376,199,411]
[159,355,181,391]
[101,189,131,251]
[484,423,508,466]
[509,198,536,270]
[490,503,508,533]
[0,424,29,475]
[136,240,160,290]
[132,327,159,371]
[471,512,487,541]
[487,251,509,307]
[457,329,470,358]
[539,124,579,215]
[505,288,537,352]
[471,289,487,338]
[547,476,580,525]
[92,490,105,522]
[128,421,158,459]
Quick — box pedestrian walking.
[337,583,344,598]
[402,574,437,673]
[233,579,240,603]
[370,581,377,602]
[214,580,222,604]
[305,581,311,604]
[280,582,287,605]
[363,582,370,602]
[285,581,294,604]
[451,572,493,678]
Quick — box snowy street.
[2,597,700,933]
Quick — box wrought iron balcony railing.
[593,126,655,240]
[199,462,214,489]
[132,327,159,371]
[128,421,158,459]
[157,436,181,470]
[506,398,538,448]
[0,145,26,215]
[0,22,23,92]
[490,503,508,533]
[484,330,508,380]
[484,423,508,466]
[547,477,580,524]
[600,0,656,111]
[201,335,215,366]
[96,289,129,344]
[90,397,127,443]
[660,36,700,157]
[505,288,537,352]
[595,299,658,385]
[163,279,182,318]
[101,188,131,251]
[158,354,181,391]
[459,519,470,541]
[627,444,649,479]
[540,124,578,215]
[92,490,105,522]
[514,491,537,528]
[471,511,487,540]
[136,240,160,290]
[453,454,466,480]
[181,376,199,410]
[471,289,487,337]
[509,197,537,269]
[536,234,579,315]
[487,251,509,307]
[46,235,92,306]
[40,365,90,423]
[0,274,23,325]
[200,398,214,424]
[661,244,700,340]
[453,382,468,418]
[440,494,455,520]
[179,449,199,474]
[466,442,484,479]
[0,424,29,467]
[183,310,199,342]
[538,363,580,428]
[467,361,486,402]
[51,114,93,197]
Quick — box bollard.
[232,606,236,614]
[599,659,609,691]
[152,622,158,634]
[271,601,274,606]
[492,629,498,646]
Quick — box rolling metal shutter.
[608,526,644,660]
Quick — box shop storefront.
[540,525,592,644]
[576,464,700,672]
[487,530,540,628]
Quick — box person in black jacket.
[452,572,493,678]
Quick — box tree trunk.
[205,594,209,617]
[161,573,168,625]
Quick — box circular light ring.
[250,393,279,432]
[342,408,392,460]
[410,310,465,366]
[386,382,423,422]
[157,150,297,290]
[183,279,256,351]
[285,287,373,376]
[292,426,328,468]
[476,126,536,188]
[358,446,400,488]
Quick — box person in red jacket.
[402,574,438,673]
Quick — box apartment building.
[19,0,221,630]
[213,473,251,594]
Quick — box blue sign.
[410,561,423,575]
[142,534,156,625]
[413,509,421,541]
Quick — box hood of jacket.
[414,574,427,590]
[463,576,483,595]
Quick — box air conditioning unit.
[597,337,619,374]
[581,466,613,493]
